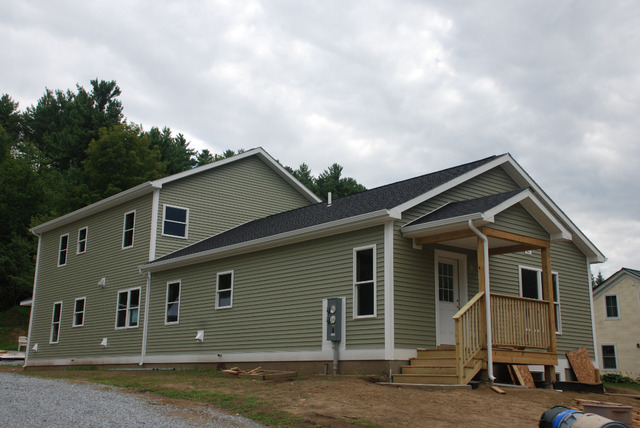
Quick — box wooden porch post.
[541,247,557,383]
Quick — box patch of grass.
[604,382,640,392]
[348,418,379,427]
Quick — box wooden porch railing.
[453,292,553,383]
[490,293,551,350]
[453,292,485,384]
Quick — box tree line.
[0,79,365,310]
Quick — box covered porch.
[398,189,570,385]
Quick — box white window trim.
[115,287,141,329]
[165,280,181,325]
[353,244,377,319]
[161,204,189,239]
[50,301,63,344]
[122,210,136,249]
[73,297,86,327]
[216,271,234,309]
[604,293,621,320]
[518,265,561,334]
[58,233,69,267]
[77,227,88,254]
[600,343,618,371]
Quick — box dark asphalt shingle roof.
[404,188,528,227]
[153,155,500,263]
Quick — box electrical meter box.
[326,298,343,342]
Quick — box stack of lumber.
[221,366,297,380]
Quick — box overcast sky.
[2,1,638,278]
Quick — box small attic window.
[162,205,189,239]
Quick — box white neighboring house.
[593,268,640,378]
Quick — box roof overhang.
[401,189,572,252]
[140,209,399,273]
[30,147,321,235]
[30,181,159,235]
[593,268,640,297]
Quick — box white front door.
[436,253,468,345]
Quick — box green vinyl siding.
[491,204,549,240]
[29,195,153,361]
[145,226,385,356]
[155,156,313,257]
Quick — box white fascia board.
[500,155,606,263]
[388,154,512,218]
[401,213,485,238]
[30,182,159,235]
[152,147,321,204]
[141,209,398,273]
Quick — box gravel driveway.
[0,372,262,427]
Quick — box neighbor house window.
[58,234,69,266]
[216,271,234,309]
[604,294,620,319]
[519,267,561,333]
[73,297,86,327]
[601,344,618,370]
[116,288,140,328]
[122,211,135,248]
[354,246,376,318]
[77,227,88,254]
[162,205,189,238]
[165,281,181,324]
[50,302,62,343]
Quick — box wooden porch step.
[416,349,456,359]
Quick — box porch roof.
[401,188,572,251]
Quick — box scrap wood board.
[222,367,297,380]
[511,365,536,388]
[567,347,599,384]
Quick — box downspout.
[140,271,151,366]
[468,220,495,382]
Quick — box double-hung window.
[50,302,62,343]
[601,344,618,370]
[122,211,135,248]
[216,271,233,309]
[73,297,86,327]
[58,234,69,267]
[354,246,376,318]
[162,205,189,238]
[604,294,620,319]
[165,281,181,324]
[519,267,561,333]
[116,288,140,328]
[77,227,88,254]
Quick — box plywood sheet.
[566,347,599,384]
[511,365,536,388]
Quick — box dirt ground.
[142,376,640,427]
[7,365,640,427]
